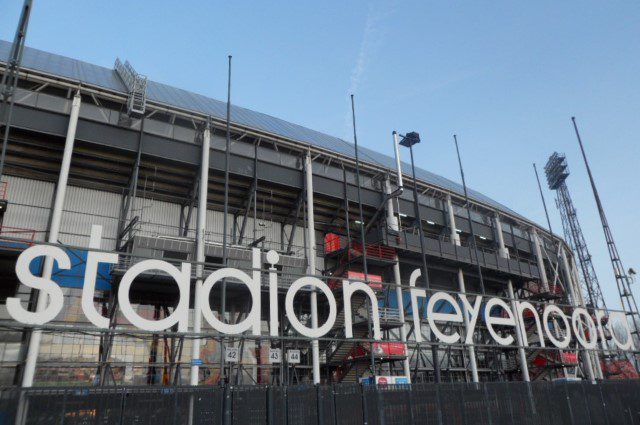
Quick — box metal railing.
[390,229,541,279]
[123,220,307,257]
[0,226,36,246]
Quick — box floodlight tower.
[544,152,606,310]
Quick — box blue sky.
[2,1,639,309]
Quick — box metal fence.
[0,380,639,424]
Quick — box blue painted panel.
[27,248,112,290]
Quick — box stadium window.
[205,255,224,265]
[162,251,189,261]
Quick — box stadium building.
[0,39,636,392]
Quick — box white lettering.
[485,298,516,346]
[427,292,463,344]
[82,225,117,328]
[543,305,571,349]
[284,276,336,338]
[119,259,190,332]
[8,245,69,325]
[342,279,381,340]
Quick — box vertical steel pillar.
[304,151,320,384]
[496,218,530,382]
[446,195,461,246]
[507,280,530,382]
[21,90,81,387]
[560,247,599,381]
[530,228,550,292]
[384,178,411,381]
[190,121,210,385]
[568,254,605,379]
[457,269,479,383]
[447,195,478,382]
[494,214,510,259]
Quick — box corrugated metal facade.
[1,176,311,260]
[1,176,54,242]
[59,186,121,250]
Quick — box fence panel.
[577,382,606,425]
[411,383,441,425]
[175,387,224,425]
[1,380,640,424]
[529,382,569,425]
[318,385,336,425]
[334,384,364,425]
[438,384,465,425]
[362,385,380,425]
[607,380,640,424]
[460,383,489,425]
[269,386,286,425]
[121,387,178,425]
[287,385,317,425]
[377,385,414,425]
[60,387,124,425]
[232,386,267,425]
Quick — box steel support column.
[447,194,478,382]
[560,247,599,381]
[190,120,210,385]
[531,228,550,292]
[304,151,321,384]
[21,91,81,387]
[457,269,479,383]
[384,178,411,381]
[494,214,510,259]
[446,195,461,246]
[507,280,531,382]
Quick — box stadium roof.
[0,40,528,222]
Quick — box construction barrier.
[0,380,639,424]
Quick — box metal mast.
[0,0,33,180]
[571,117,640,362]
[544,152,606,310]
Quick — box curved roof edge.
[1,40,535,225]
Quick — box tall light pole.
[453,135,486,295]
[398,131,441,383]
[350,95,375,375]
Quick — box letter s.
[7,245,70,325]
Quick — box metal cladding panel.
[1,41,528,222]
[1,176,54,241]
[205,210,233,243]
[59,186,121,250]
[283,223,306,252]
[1,204,49,242]
[135,197,182,236]
[4,175,54,208]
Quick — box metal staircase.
[114,58,148,116]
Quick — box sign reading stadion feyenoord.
[5,225,635,352]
